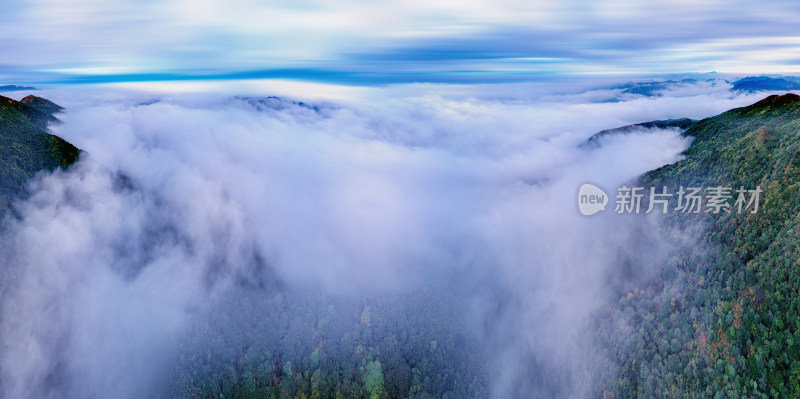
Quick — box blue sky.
[3,0,800,84]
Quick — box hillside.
[0,95,79,214]
[20,94,64,116]
[595,93,800,398]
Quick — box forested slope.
[0,95,79,213]
[597,93,800,398]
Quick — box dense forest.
[594,94,800,398]
[167,286,488,399]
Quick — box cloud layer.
[0,80,770,397]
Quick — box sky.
[3,0,800,84]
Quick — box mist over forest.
[0,79,778,398]
[4,0,800,395]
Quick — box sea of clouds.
[0,78,770,398]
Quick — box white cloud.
[0,80,768,397]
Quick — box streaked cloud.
[2,0,800,82]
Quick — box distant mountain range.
[0,95,79,215]
[607,76,800,98]
[614,78,702,96]
[730,76,800,92]
[0,84,36,92]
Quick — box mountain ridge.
[0,95,79,215]
[583,118,697,147]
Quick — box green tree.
[365,361,384,399]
